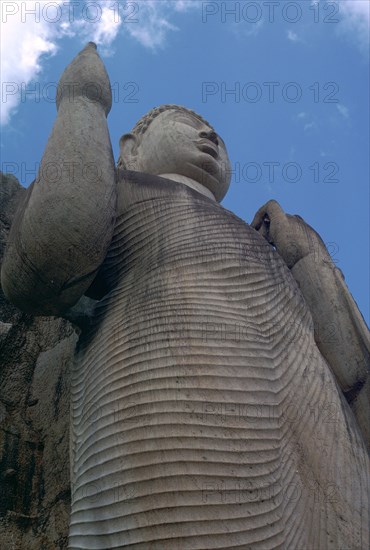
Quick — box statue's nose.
[199,130,219,146]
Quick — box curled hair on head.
[131,104,215,136]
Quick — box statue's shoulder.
[115,169,260,236]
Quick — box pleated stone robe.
[68,169,369,549]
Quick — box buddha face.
[119,109,231,201]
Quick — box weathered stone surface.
[1,43,369,549]
[0,172,75,549]
[65,167,369,549]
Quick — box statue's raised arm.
[252,199,370,448]
[1,43,117,316]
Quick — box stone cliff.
[0,173,74,549]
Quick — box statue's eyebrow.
[172,112,204,128]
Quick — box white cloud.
[126,6,178,50]
[288,146,296,160]
[287,30,299,42]
[173,0,200,12]
[295,112,317,132]
[0,0,65,124]
[69,0,200,51]
[68,4,122,56]
[91,7,121,46]
[304,121,317,132]
[338,0,370,53]
[233,19,264,39]
[125,0,200,49]
[336,104,350,118]
[0,0,201,125]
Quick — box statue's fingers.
[251,200,286,229]
[251,206,267,230]
[262,200,286,222]
[251,201,288,250]
[250,208,271,245]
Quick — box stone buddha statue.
[1,43,369,549]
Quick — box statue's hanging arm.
[1,43,117,316]
[252,200,370,449]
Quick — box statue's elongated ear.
[119,133,138,158]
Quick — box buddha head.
[118,105,231,202]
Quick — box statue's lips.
[196,140,219,159]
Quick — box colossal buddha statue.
[1,43,369,549]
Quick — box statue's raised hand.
[1,44,116,315]
[252,199,370,449]
[251,199,330,269]
[56,42,112,114]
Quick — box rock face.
[0,173,75,548]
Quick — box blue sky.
[1,0,369,323]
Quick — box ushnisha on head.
[118,105,232,202]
